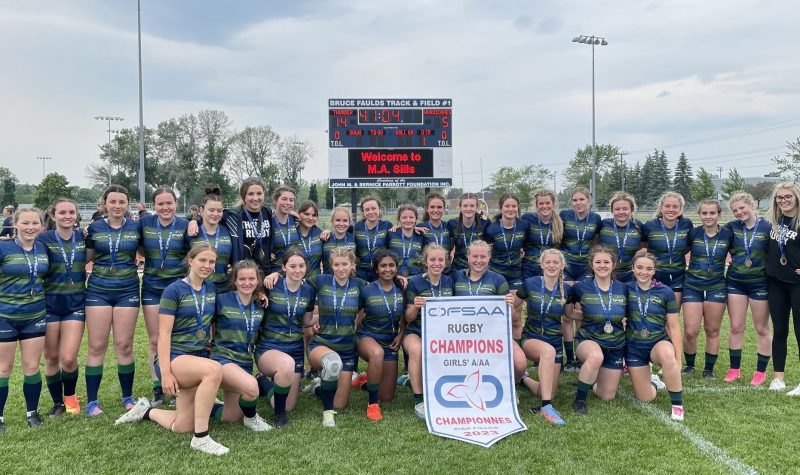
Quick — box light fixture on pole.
[572,34,608,205]
[95,115,124,185]
[36,156,52,180]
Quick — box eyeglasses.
[776,195,795,202]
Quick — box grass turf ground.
[1,312,798,474]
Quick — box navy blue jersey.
[387,229,424,276]
[521,212,557,276]
[483,218,527,283]
[211,291,264,366]
[685,226,732,291]
[0,240,49,320]
[354,220,391,274]
[297,226,324,279]
[359,281,404,339]
[725,219,770,283]
[448,217,489,271]
[38,230,87,294]
[86,218,142,292]
[259,277,316,350]
[421,221,453,254]
[597,219,644,280]
[322,232,357,274]
[185,224,233,291]
[159,279,217,356]
[309,274,366,353]
[140,214,189,292]
[271,215,301,273]
[625,282,679,345]
[559,210,602,265]
[517,276,572,338]
[452,269,509,296]
[641,217,693,273]
[404,273,454,334]
[572,279,628,349]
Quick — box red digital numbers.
[336,117,348,127]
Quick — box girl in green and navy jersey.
[515,248,574,426]
[256,249,316,426]
[210,260,272,432]
[388,205,425,277]
[185,188,233,293]
[114,243,230,456]
[296,201,323,280]
[322,207,357,275]
[0,208,49,432]
[641,192,694,303]
[39,199,86,417]
[84,185,143,417]
[568,246,628,415]
[626,249,685,422]
[559,187,602,283]
[723,192,772,386]
[141,186,189,407]
[354,196,392,281]
[484,193,528,291]
[404,244,454,420]
[357,249,406,421]
[305,247,366,427]
[681,200,732,379]
[421,193,453,272]
[596,192,643,283]
[270,186,300,274]
[448,193,490,273]
[521,188,564,280]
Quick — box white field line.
[682,386,766,394]
[620,390,758,475]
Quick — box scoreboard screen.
[328,98,452,188]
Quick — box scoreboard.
[328,98,453,188]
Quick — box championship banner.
[421,296,527,447]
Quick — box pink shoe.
[723,368,741,383]
[750,371,767,386]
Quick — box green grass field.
[1,311,798,475]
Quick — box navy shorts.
[576,338,625,370]
[0,316,47,342]
[307,340,357,372]
[522,262,543,281]
[154,350,211,381]
[256,342,305,374]
[655,270,684,292]
[682,286,727,304]
[211,354,254,375]
[519,333,563,363]
[140,286,165,306]
[45,294,86,323]
[565,262,591,282]
[507,278,523,292]
[625,340,669,367]
[726,279,768,301]
[357,332,399,362]
[85,286,140,308]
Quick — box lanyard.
[332,234,351,248]
[156,218,176,269]
[244,210,266,254]
[16,239,38,295]
[428,222,445,246]
[332,278,351,329]
[659,219,680,263]
[365,223,380,262]
[400,231,413,268]
[702,230,721,272]
[54,230,76,283]
[467,274,485,296]
[742,219,760,260]
[282,280,303,334]
[593,279,614,326]
[186,279,207,334]
[501,221,517,263]
[276,216,294,247]
[635,284,652,330]
[613,221,631,258]
[106,218,125,269]
[429,275,442,297]
[235,292,258,351]
[299,231,313,260]
[574,213,590,254]
[462,221,476,248]
[200,224,218,250]
[539,278,560,329]
[538,220,552,248]
[377,283,399,333]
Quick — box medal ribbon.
[282,280,302,336]
[54,230,76,278]
[659,219,679,263]
[332,278,351,330]
[539,278,560,331]
[200,224,218,250]
[613,221,630,259]
[635,284,651,333]
[16,239,38,292]
[377,283,399,334]
[186,279,207,336]
[593,279,614,328]
[156,218,176,267]
[742,218,760,262]
[501,221,517,263]
[702,230,721,272]
[235,291,258,349]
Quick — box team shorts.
[307,340,357,372]
[519,333,563,363]
[625,339,670,367]
[46,294,86,323]
[726,279,768,301]
[682,286,727,304]
[140,286,166,306]
[0,316,47,342]
[85,286,140,308]
[565,262,591,282]
[357,332,399,361]
[211,354,253,375]
[654,270,684,293]
[154,350,211,381]
[576,338,625,370]
[256,342,305,374]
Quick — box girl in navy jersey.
[626,250,685,421]
[448,193,490,272]
[84,185,143,416]
[568,246,628,415]
[114,243,228,456]
[354,196,392,281]
[141,186,189,407]
[765,182,800,394]
[270,186,300,274]
[404,244,454,419]
[514,248,573,425]
[357,249,406,421]
[642,192,693,305]
[521,188,564,280]
[185,188,232,293]
[387,205,425,277]
[257,249,316,426]
[296,201,323,280]
[421,193,452,268]
[39,199,86,417]
[209,260,272,431]
[322,207,357,274]
[0,208,49,431]
[559,187,602,372]
[723,192,772,385]
[596,192,643,283]
[681,200,731,379]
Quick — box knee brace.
[321,352,342,382]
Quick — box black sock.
[239,398,257,418]
[684,352,696,368]
[541,399,552,407]
[576,380,592,402]
[704,352,718,372]
[143,408,152,421]
[564,340,575,363]
[669,390,683,406]
[194,430,209,438]
[729,349,742,370]
[756,353,770,373]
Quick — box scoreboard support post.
[351,189,358,216]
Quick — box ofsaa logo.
[434,370,503,411]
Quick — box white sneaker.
[303,377,321,394]
[322,409,336,428]
[414,402,425,419]
[769,378,787,391]
[650,373,667,391]
[243,414,273,432]
[671,405,685,422]
[114,397,150,425]
[190,435,229,456]
[787,383,800,397]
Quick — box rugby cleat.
[322,410,337,428]
[86,400,104,417]
[366,403,383,421]
[540,404,565,426]
[243,414,273,432]
[114,397,150,425]
[671,405,685,422]
[750,371,767,386]
[723,369,741,383]
[64,395,81,415]
[190,435,229,456]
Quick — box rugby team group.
[1,176,799,455]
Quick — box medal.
[744,257,752,268]
[106,218,125,272]
[539,327,544,335]
[160,261,165,269]
[594,279,615,336]
[781,256,788,266]
[640,328,650,338]
[196,328,206,339]
[603,323,613,334]
[68,278,75,287]
[187,279,208,341]
[636,284,652,340]
[248,343,255,354]
[742,219,759,270]
[55,230,77,285]
[31,288,35,297]
[109,265,116,274]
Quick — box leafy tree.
[446,187,464,199]
[672,152,693,204]
[228,125,282,185]
[692,167,717,201]
[773,138,800,179]
[626,161,643,203]
[34,173,71,210]
[324,182,334,209]
[743,181,775,208]
[564,144,619,192]
[0,167,18,207]
[638,150,671,207]
[603,158,628,205]
[72,186,103,204]
[721,167,746,200]
[277,136,313,193]
[308,183,318,204]
[488,164,551,205]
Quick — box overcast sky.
[1,0,797,192]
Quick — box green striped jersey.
[0,240,49,320]
[271,215,300,273]
[309,274,366,353]
[259,277,316,350]
[140,214,189,292]
[38,230,87,293]
[625,282,679,345]
[725,219,771,283]
[359,281,404,339]
[322,232,356,274]
[448,217,489,271]
[185,225,233,291]
[573,279,628,349]
[517,276,573,338]
[483,218,527,283]
[211,290,263,367]
[159,280,217,356]
[387,229,424,276]
[641,217,694,274]
[86,218,142,292]
[559,210,602,265]
[685,226,732,291]
[404,273,454,334]
[452,269,509,296]
[297,226,323,279]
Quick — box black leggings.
[768,278,800,372]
